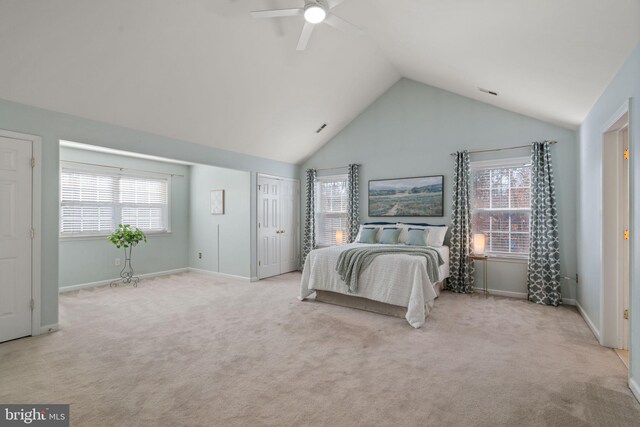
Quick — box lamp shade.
[473,233,486,255]
[335,229,344,245]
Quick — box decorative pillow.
[397,223,448,246]
[405,228,429,246]
[379,227,401,244]
[396,223,419,243]
[356,225,382,242]
[358,227,379,244]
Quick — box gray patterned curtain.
[346,164,360,243]
[527,141,561,306]
[449,151,475,293]
[302,168,317,266]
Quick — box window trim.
[314,173,349,248]
[470,156,531,259]
[59,162,172,238]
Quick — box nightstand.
[468,254,488,297]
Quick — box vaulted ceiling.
[0,0,638,164]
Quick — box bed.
[299,243,450,328]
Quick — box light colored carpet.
[1,272,638,426]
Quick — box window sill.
[60,231,172,241]
[485,255,528,263]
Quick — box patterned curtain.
[527,141,561,306]
[302,168,317,266]
[346,164,360,243]
[449,151,475,293]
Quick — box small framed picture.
[210,190,225,215]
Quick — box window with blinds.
[470,157,531,257]
[315,174,348,247]
[60,164,170,236]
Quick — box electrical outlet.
[115,258,121,266]
[198,252,202,259]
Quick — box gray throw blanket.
[336,246,444,293]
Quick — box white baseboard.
[472,287,576,305]
[250,276,259,282]
[473,287,526,299]
[59,268,189,293]
[576,300,601,342]
[630,377,640,403]
[38,323,58,335]
[188,268,251,282]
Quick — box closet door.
[258,177,281,279]
[279,179,300,273]
[257,175,300,279]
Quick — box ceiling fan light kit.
[251,0,361,51]
[304,4,327,23]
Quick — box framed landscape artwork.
[368,175,444,217]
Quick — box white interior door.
[258,177,281,279]
[279,179,300,273]
[0,136,32,343]
[257,175,300,279]
[621,126,630,350]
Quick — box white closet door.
[0,136,32,342]
[279,179,300,273]
[258,177,281,279]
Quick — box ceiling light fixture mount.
[304,3,327,24]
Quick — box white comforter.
[299,243,450,328]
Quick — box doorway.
[257,174,300,279]
[601,102,630,366]
[0,130,41,342]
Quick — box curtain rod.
[61,160,185,177]
[315,165,349,172]
[449,141,557,156]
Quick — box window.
[470,157,531,257]
[315,174,348,246]
[60,163,170,237]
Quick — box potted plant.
[107,224,147,287]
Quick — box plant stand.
[110,246,140,288]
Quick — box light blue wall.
[0,97,298,328]
[301,78,578,301]
[189,165,251,278]
[578,43,640,397]
[58,147,190,288]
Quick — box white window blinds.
[60,164,170,236]
[315,174,348,247]
[470,158,531,257]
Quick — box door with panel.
[0,136,32,342]
[257,175,300,279]
[279,179,300,273]
[258,177,281,279]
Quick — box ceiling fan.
[251,0,363,51]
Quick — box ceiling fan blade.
[296,22,315,51]
[324,14,363,36]
[327,0,346,9]
[251,8,303,19]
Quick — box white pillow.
[426,226,448,247]
[396,223,448,247]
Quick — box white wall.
[301,78,578,301]
[189,165,252,278]
[578,42,640,399]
